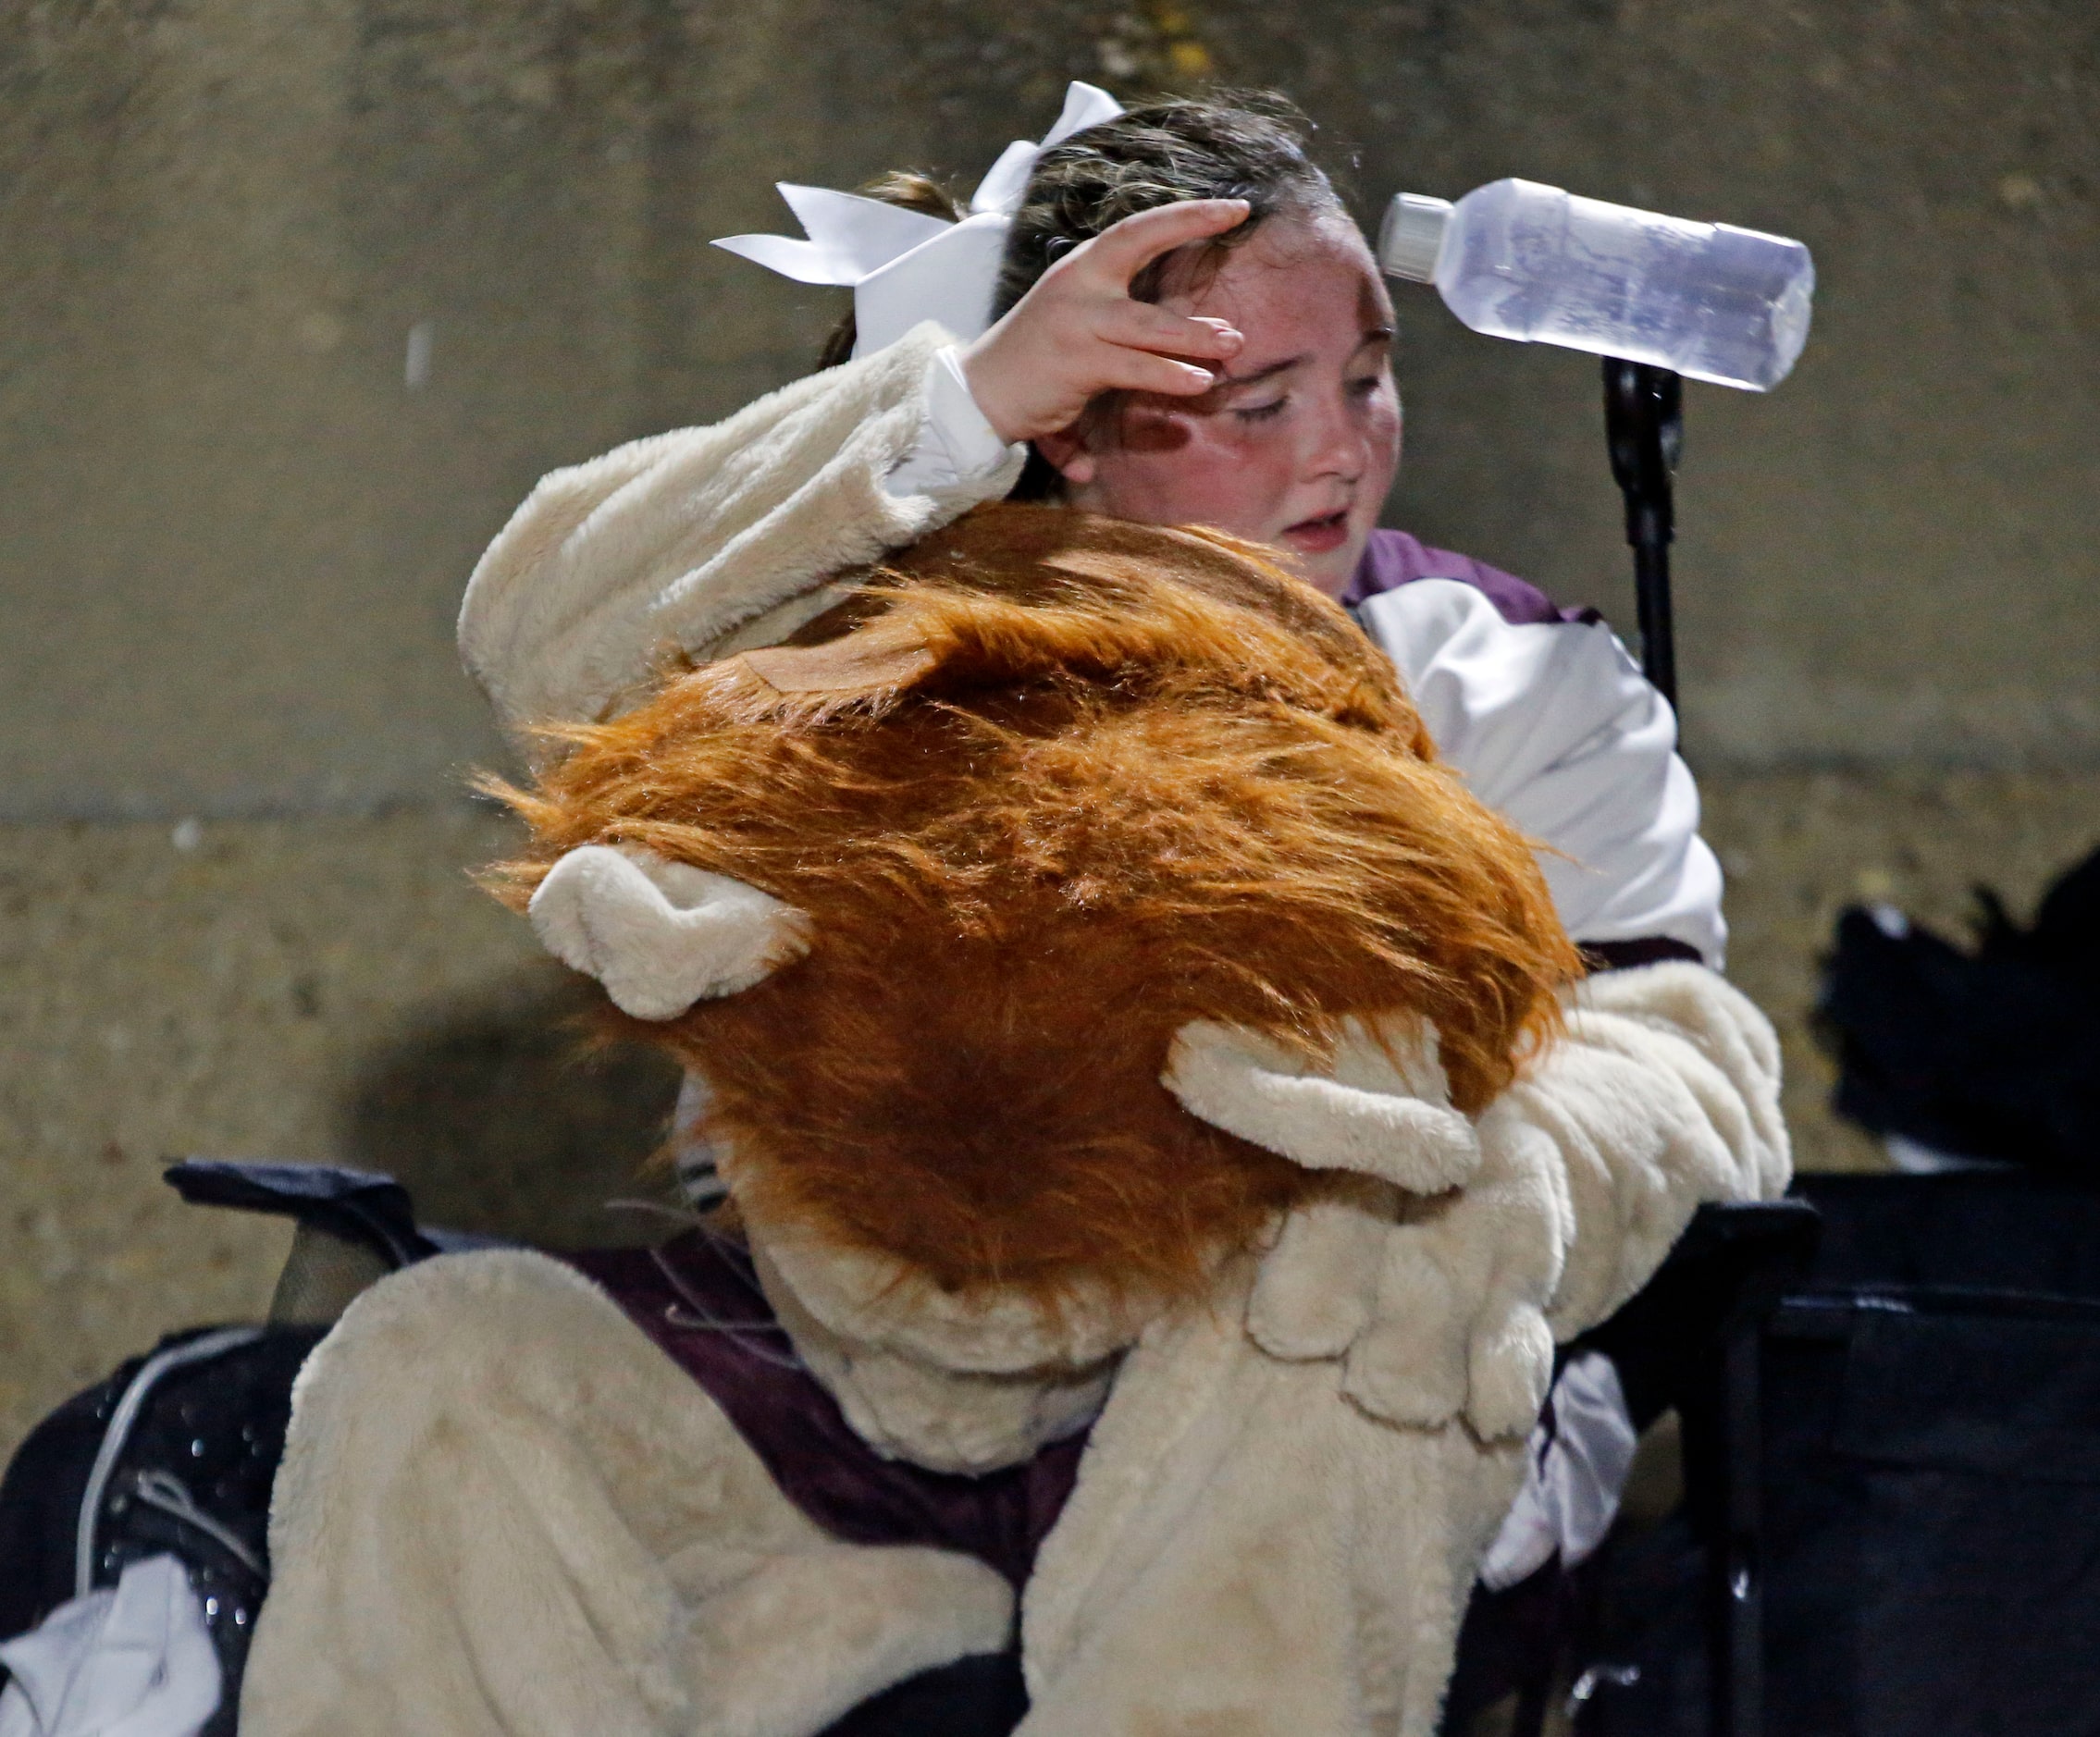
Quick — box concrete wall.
[4,0,2096,822]
[3,2,2097,1453]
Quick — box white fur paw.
[1248,1197,1386,1361]
[1463,1301,1556,1440]
[1164,1018,1481,1193]
[1339,1250,1466,1426]
[1334,1159,1565,1435]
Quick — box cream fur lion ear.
[527,844,810,1020]
[1162,1016,1480,1194]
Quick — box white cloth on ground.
[0,1556,220,1737]
[1476,1349,1640,1591]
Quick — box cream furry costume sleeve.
[241,1251,1019,1737]
[458,323,1019,752]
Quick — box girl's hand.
[960,199,1251,446]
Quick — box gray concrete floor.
[0,803,683,1460]
[6,769,2094,1462]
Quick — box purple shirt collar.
[1342,528,1598,627]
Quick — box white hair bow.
[712,80,1125,359]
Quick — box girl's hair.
[815,92,1344,387]
[994,92,1341,318]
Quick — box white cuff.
[1477,1351,1638,1591]
[883,346,1026,499]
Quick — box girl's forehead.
[1165,210,1393,338]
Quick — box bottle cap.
[1377,193,1453,283]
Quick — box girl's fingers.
[965,202,1253,437]
[1069,199,1252,287]
[1096,348,1219,398]
[1094,301,1244,357]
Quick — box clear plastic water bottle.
[1378,179,1815,390]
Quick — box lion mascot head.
[487,504,1578,1349]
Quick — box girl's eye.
[1234,397,1288,425]
[1347,374,1384,400]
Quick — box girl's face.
[1048,208,1402,599]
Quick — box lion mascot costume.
[240,505,1787,1737]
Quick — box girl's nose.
[1302,390,1367,483]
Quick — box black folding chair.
[2,1166,1823,1737]
[1579,1171,2100,1737]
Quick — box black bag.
[0,1324,326,1737]
[1819,843,2100,1174]
[0,1160,451,1730]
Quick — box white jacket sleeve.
[1357,579,1726,966]
[458,323,1024,752]
[882,345,1026,499]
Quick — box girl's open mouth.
[1281,510,1352,555]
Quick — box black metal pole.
[1633,536,1676,712]
[1602,358,1684,709]
[1716,1322,1766,1737]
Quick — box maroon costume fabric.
[564,1230,1085,1592]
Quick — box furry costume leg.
[1018,1271,1528,1737]
[241,1251,1012,1737]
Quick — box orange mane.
[486,504,1581,1307]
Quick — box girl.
[461,89,1723,970]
